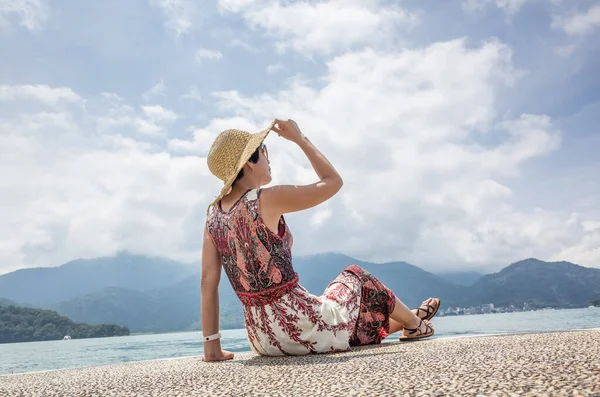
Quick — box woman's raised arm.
[261,119,343,217]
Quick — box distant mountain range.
[437,271,484,286]
[0,253,195,304]
[1,252,599,333]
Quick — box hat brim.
[210,120,275,207]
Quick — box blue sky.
[0,0,599,275]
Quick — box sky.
[0,0,599,275]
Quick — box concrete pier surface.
[1,330,599,397]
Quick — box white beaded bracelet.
[203,332,221,342]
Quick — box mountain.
[50,287,161,333]
[47,253,466,332]
[51,274,245,333]
[150,273,243,331]
[0,297,17,306]
[3,253,600,334]
[292,253,466,309]
[469,258,600,308]
[437,271,484,286]
[0,252,196,305]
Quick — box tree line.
[0,305,129,344]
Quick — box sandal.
[414,298,441,321]
[399,319,434,341]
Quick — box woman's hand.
[202,344,235,362]
[272,119,304,143]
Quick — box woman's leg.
[389,319,404,335]
[389,297,421,333]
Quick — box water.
[1,308,598,376]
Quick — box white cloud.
[219,0,258,13]
[0,85,81,106]
[496,0,529,14]
[0,0,48,31]
[150,0,197,35]
[133,105,178,136]
[552,223,600,266]
[554,44,577,57]
[2,1,600,276]
[134,118,164,135]
[463,0,530,14]
[178,37,598,272]
[142,79,166,102]
[229,38,257,52]
[266,63,286,75]
[552,5,600,36]
[0,88,209,274]
[195,48,223,62]
[180,85,202,102]
[96,101,178,137]
[218,0,419,54]
[168,116,260,154]
[310,207,332,227]
[142,105,179,122]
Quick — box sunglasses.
[260,143,268,159]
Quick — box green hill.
[0,305,129,344]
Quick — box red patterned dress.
[206,188,397,355]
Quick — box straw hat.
[207,119,276,207]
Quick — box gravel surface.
[1,330,599,396]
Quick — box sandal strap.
[415,304,434,317]
[404,319,428,336]
[404,325,419,335]
[400,319,434,341]
[415,308,426,317]
[422,321,433,335]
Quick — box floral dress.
[206,188,397,355]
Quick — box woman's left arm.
[200,224,234,362]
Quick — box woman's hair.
[234,146,260,182]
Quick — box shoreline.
[0,329,569,377]
[1,329,599,396]
[3,327,600,378]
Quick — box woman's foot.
[400,318,434,341]
[412,298,440,321]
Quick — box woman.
[201,119,440,362]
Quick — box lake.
[1,307,599,376]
